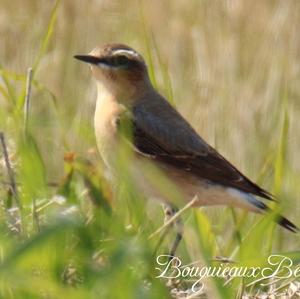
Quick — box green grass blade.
[273,109,289,195]
[32,0,60,74]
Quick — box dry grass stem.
[149,196,198,240]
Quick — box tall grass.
[0,0,300,298]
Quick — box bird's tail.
[276,214,299,233]
[251,198,298,233]
[239,190,298,233]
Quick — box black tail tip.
[277,216,299,233]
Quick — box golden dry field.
[0,1,300,298]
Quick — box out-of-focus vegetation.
[0,1,300,298]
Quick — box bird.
[74,43,298,254]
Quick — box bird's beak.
[74,55,103,65]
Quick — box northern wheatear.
[74,43,298,248]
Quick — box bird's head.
[74,44,151,103]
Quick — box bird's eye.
[110,55,129,67]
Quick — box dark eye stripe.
[98,55,142,69]
[112,55,129,66]
[102,55,130,67]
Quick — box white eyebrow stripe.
[112,49,139,57]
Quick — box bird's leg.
[163,204,183,259]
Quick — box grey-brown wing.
[128,94,273,201]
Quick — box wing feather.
[122,93,273,201]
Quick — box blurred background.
[1,0,300,189]
[1,1,300,298]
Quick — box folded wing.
[125,93,273,201]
